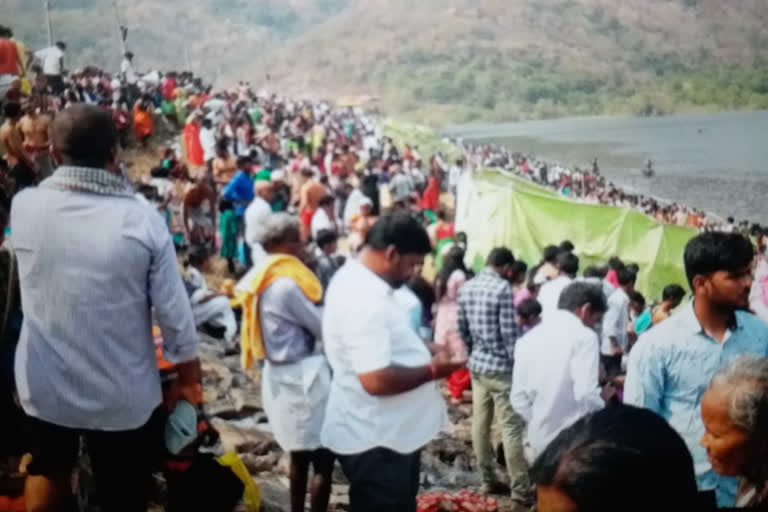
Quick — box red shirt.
[0,38,18,75]
[435,222,455,242]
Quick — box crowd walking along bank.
[2,24,768,512]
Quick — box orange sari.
[133,104,154,138]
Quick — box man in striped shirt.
[12,104,200,512]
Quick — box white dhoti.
[261,354,331,452]
[191,296,237,343]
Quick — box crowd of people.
[457,139,762,234]
[3,27,768,512]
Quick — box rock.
[204,397,237,418]
[211,418,279,456]
[254,474,290,512]
[329,484,350,508]
[229,387,263,415]
[203,388,222,404]
[235,436,280,457]
[275,452,290,477]
[240,452,281,474]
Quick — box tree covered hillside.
[6,0,768,123]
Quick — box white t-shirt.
[511,310,604,458]
[310,207,334,241]
[121,58,137,84]
[321,259,447,455]
[244,196,272,264]
[601,287,630,355]
[538,275,573,318]
[35,46,64,75]
[199,127,217,163]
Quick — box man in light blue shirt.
[625,231,768,507]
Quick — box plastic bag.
[218,452,261,512]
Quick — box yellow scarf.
[237,254,323,370]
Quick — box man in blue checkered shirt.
[458,247,532,504]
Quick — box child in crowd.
[516,298,543,333]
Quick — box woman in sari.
[420,169,440,214]
[433,245,471,400]
[183,112,205,167]
[132,96,154,147]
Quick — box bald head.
[255,180,274,202]
[52,104,117,169]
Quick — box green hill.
[6,0,768,124]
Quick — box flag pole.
[111,0,127,56]
[44,0,53,45]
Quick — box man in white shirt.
[199,117,217,170]
[244,180,274,266]
[538,251,580,317]
[12,105,200,512]
[511,282,612,460]
[34,41,65,95]
[601,267,636,377]
[448,158,463,196]
[322,212,465,511]
[121,51,140,107]
[121,51,138,85]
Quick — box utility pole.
[111,0,127,57]
[184,46,192,72]
[43,0,53,45]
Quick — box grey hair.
[258,213,299,248]
[710,355,768,484]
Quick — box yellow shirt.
[14,40,29,76]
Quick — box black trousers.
[25,407,165,512]
[45,74,65,96]
[338,447,421,512]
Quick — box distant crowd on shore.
[455,138,760,235]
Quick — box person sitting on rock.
[182,247,238,354]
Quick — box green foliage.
[8,0,768,125]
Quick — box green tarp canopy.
[458,170,696,300]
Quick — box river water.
[445,111,768,224]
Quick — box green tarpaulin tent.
[458,170,696,300]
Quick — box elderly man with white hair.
[701,355,768,509]
[237,213,333,512]
[244,180,275,266]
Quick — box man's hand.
[171,359,203,409]
[426,342,448,357]
[431,351,467,380]
[601,382,618,403]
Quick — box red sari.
[183,121,205,166]
[421,176,440,211]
